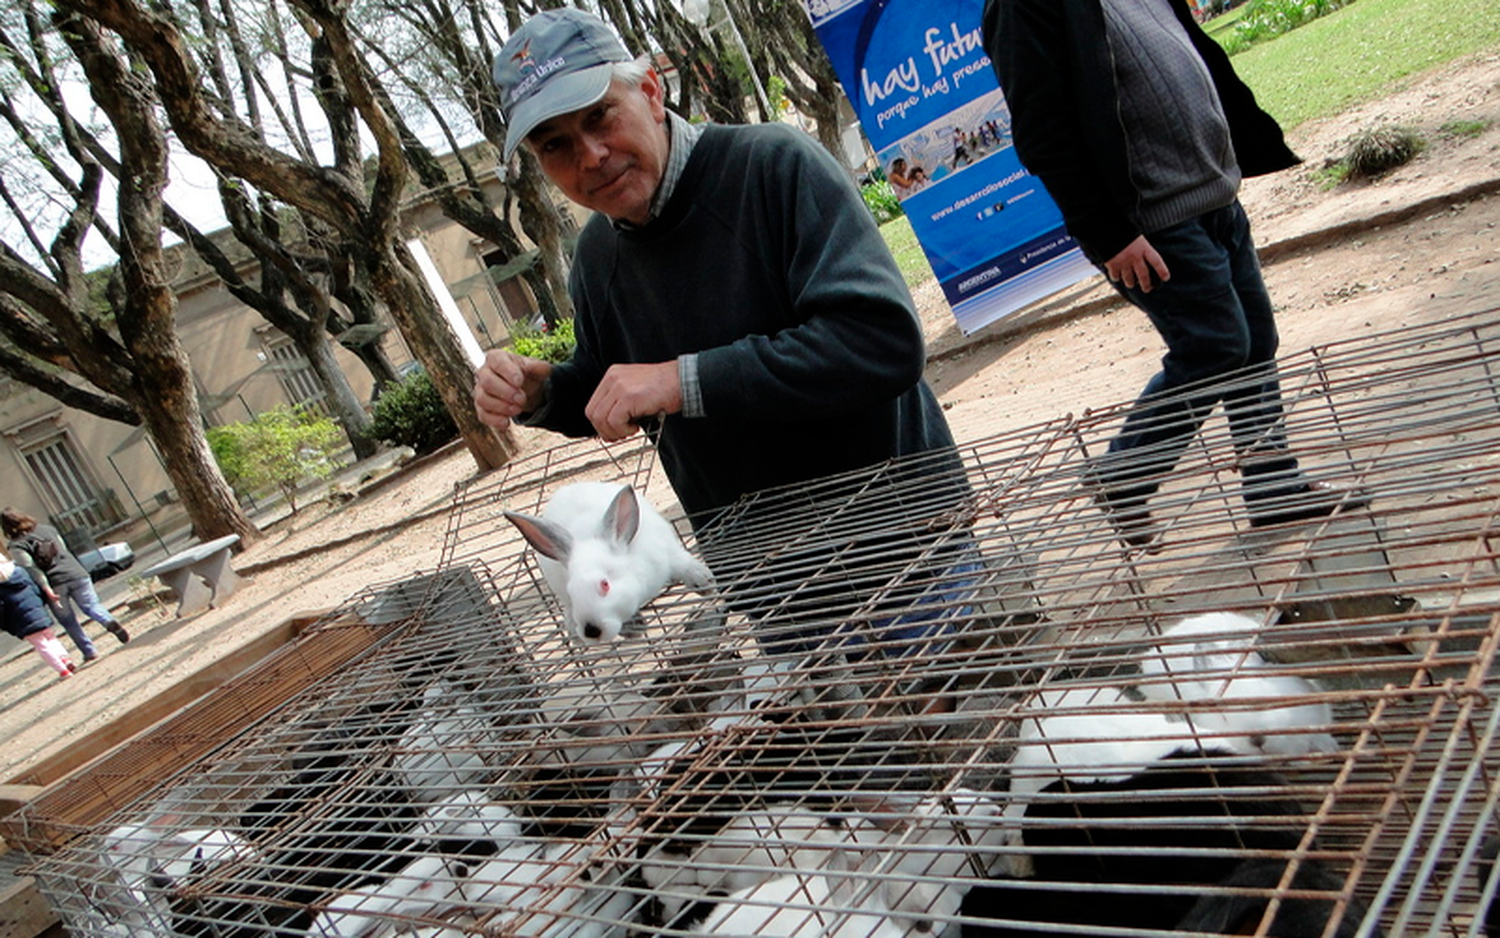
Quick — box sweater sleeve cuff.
[678,354,704,418]
[515,376,555,427]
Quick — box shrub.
[206,406,344,514]
[368,367,459,456]
[1342,125,1425,179]
[206,425,249,492]
[512,318,576,363]
[861,179,904,225]
[1224,0,1355,54]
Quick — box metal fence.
[16,306,1500,937]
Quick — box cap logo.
[511,53,571,104]
[510,38,535,71]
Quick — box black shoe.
[83,652,100,663]
[1093,492,1164,552]
[106,622,131,644]
[1248,480,1372,528]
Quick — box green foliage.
[206,406,344,514]
[861,179,904,226]
[368,368,460,456]
[766,75,793,117]
[1221,0,1355,55]
[512,318,577,363]
[879,215,935,289]
[1311,161,1352,190]
[1439,119,1491,140]
[206,424,249,492]
[1225,0,1500,130]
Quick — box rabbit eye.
[598,579,610,596]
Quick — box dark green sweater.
[527,122,955,526]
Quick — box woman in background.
[1,546,76,680]
[2,508,129,661]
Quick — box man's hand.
[586,361,682,441]
[474,349,552,430]
[1105,235,1171,293]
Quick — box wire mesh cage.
[17,305,1500,937]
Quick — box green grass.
[1226,0,1500,130]
[881,215,935,289]
[1439,118,1492,140]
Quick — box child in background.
[1,546,76,680]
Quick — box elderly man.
[473,9,998,666]
[473,8,956,526]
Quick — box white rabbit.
[100,822,166,885]
[1136,612,1340,757]
[505,482,714,643]
[862,788,1029,932]
[690,853,909,938]
[414,789,522,845]
[307,854,474,937]
[463,838,635,938]
[99,820,258,923]
[394,684,493,794]
[147,827,258,886]
[875,789,1027,881]
[1006,704,1191,821]
[642,803,886,924]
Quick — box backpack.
[15,532,59,571]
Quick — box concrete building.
[0,141,574,555]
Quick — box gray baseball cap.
[493,8,633,161]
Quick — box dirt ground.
[1,50,1498,787]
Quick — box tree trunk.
[136,355,261,543]
[380,240,518,470]
[59,6,260,545]
[290,322,378,459]
[511,153,574,324]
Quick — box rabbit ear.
[505,511,574,563]
[603,485,641,546]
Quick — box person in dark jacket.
[1,547,77,679]
[983,0,1368,549]
[2,508,129,660]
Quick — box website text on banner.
[805,0,1093,335]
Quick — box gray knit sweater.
[1101,0,1241,233]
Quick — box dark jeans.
[1094,200,1304,509]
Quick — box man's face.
[526,70,670,225]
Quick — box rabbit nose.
[583,623,603,640]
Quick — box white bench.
[138,534,245,617]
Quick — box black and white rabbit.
[966,750,1307,937]
[505,482,714,642]
[306,853,477,937]
[462,837,639,938]
[689,845,910,938]
[1172,855,1381,936]
[640,802,887,926]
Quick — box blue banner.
[805,0,1096,334]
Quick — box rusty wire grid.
[17,305,1500,937]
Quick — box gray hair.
[611,56,653,84]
